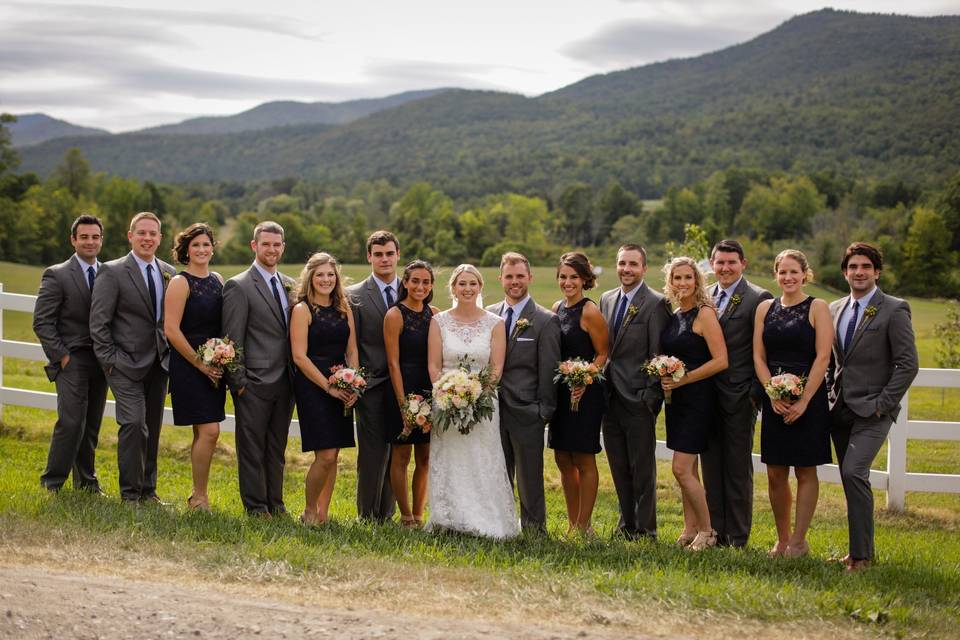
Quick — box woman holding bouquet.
[291,252,360,525]
[659,257,728,550]
[164,223,226,512]
[753,249,833,558]
[384,260,439,527]
[551,252,608,538]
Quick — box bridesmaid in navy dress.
[753,249,834,558]
[659,257,728,550]
[163,223,226,512]
[290,252,360,526]
[384,260,440,527]
[550,252,608,538]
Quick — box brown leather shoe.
[846,559,872,573]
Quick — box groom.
[347,230,400,521]
[487,252,561,532]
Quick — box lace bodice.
[434,310,502,372]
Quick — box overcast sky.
[1,0,955,132]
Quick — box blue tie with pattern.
[843,300,860,353]
[612,294,628,336]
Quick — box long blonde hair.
[296,252,349,316]
[662,256,713,309]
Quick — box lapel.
[506,299,536,356]
[718,279,748,326]
[833,295,848,357]
[68,256,92,305]
[612,283,648,352]
[249,266,287,330]
[602,290,616,329]
[846,290,884,357]
[123,253,155,317]
[365,276,388,317]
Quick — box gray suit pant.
[233,382,294,515]
[499,405,546,532]
[830,403,892,561]
[701,397,757,547]
[602,395,658,537]
[41,350,107,491]
[109,361,168,501]
[355,383,396,521]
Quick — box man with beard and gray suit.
[486,252,561,532]
[828,242,918,572]
[599,244,672,539]
[34,214,108,494]
[346,230,400,521]
[222,220,296,516]
[90,212,176,504]
[703,239,773,547]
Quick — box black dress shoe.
[140,494,170,506]
[79,485,108,497]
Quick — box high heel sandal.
[399,515,417,528]
[688,529,717,551]
[413,515,425,528]
[784,540,810,558]
[187,495,211,512]
[676,532,696,548]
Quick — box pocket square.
[516,337,535,342]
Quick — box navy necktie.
[146,264,158,320]
[385,284,395,308]
[87,265,95,290]
[716,289,727,312]
[505,306,514,338]
[843,300,860,353]
[271,276,287,326]
[612,294,628,336]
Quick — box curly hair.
[556,251,597,290]
[172,223,216,265]
[296,252,349,317]
[662,256,714,309]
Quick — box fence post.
[0,282,4,417]
[886,389,908,510]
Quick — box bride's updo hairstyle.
[447,263,484,299]
[296,252,349,317]
[557,251,597,290]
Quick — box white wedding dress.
[427,310,521,539]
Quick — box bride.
[426,264,521,539]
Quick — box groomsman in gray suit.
[222,221,296,516]
[34,214,108,493]
[487,252,561,532]
[346,230,400,521]
[703,239,772,547]
[90,212,176,503]
[599,244,672,539]
[828,242,918,572]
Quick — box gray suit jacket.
[346,276,391,391]
[486,299,561,425]
[710,279,773,413]
[599,282,673,415]
[89,252,176,380]
[827,289,919,420]
[33,256,98,381]
[221,265,296,396]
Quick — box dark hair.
[71,214,103,238]
[397,259,435,305]
[366,230,399,254]
[841,242,883,271]
[711,239,746,261]
[253,220,285,242]
[617,244,647,266]
[172,223,216,265]
[557,251,597,290]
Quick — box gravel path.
[0,565,645,639]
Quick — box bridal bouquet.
[765,372,806,402]
[195,336,242,386]
[328,365,368,416]
[644,355,686,405]
[400,393,433,439]
[432,358,496,435]
[554,358,604,412]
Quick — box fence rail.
[2,283,957,509]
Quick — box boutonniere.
[728,294,743,309]
[161,270,171,283]
[627,305,638,318]
[864,306,878,318]
[282,280,293,293]
[514,318,531,334]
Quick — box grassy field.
[1,260,959,637]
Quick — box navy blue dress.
[169,272,226,426]
[293,303,355,452]
[387,302,432,444]
[760,297,831,466]
[660,306,717,454]
[549,298,605,454]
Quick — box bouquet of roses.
[764,372,806,402]
[195,336,242,387]
[400,393,433,439]
[432,357,496,435]
[644,355,686,405]
[328,365,368,416]
[553,358,604,412]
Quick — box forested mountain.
[17,10,960,196]
[8,114,109,147]
[137,89,451,135]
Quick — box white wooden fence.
[2,282,958,510]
